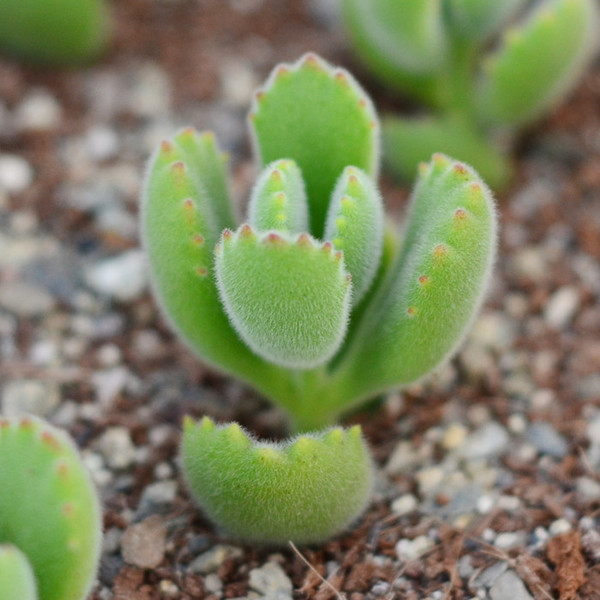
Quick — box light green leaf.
[337,154,497,398]
[0,545,37,600]
[324,166,384,305]
[181,417,373,544]
[215,226,352,369]
[0,416,102,600]
[478,0,599,126]
[249,53,379,237]
[248,159,309,233]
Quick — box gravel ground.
[1,1,600,599]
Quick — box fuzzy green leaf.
[0,0,110,65]
[249,53,379,237]
[324,167,384,305]
[341,0,445,105]
[248,159,309,233]
[0,545,37,600]
[383,114,510,189]
[443,0,526,40]
[337,154,497,398]
[142,129,286,393]
[0,416,102,600]
[478,0,599,126]
[181,417,373,544]
[215,226,351,369]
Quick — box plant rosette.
[142,53,498,544]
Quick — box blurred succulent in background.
[0,0,110,65]
[0,416,102,600]
[341,0,599,188]
[142,53,498,543]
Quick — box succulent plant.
[341,0,599,188]
[142,53,498,543]
[0,416,102,600]
[0,0,110,65]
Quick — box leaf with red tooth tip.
[324,166,384,305]
[478,0,599,126]
[336,154,497,398]
[143,129,288,396]
[215,225,352,369]
[0,545,37,600]
[248,159,309,233]
[181,417,373,544]
[0,416,101,600]
[249,53,379,237]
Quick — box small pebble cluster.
[1,1,599,598]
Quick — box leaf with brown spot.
[547,531,586,600]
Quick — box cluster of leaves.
[143,53,498,543]
[341,0,599,187]
[0,416,102,600]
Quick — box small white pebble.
[497,495,521,511]
[0,154,34,194]
[549,518,572,536]
[477,494,495,514]
[507,414,527,434]
[544,286,580,329]
[441,423,468,450]
[395,535,433,561]
[15,90,62,131]
[391,494,418,516]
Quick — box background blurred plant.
[0,0,110,65]
[341,0,599,188]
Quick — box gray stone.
[544,286,580,329]
[15,89,62,131]
[121,515,167,569]
[527,422,569,458]
[0,280,55,317]
[489,570,533,600]
[0,154,33,194]
[188,544,243,574]
[460,422,509,459]
[97,427,137,469]
[1,379,60,417]
[248,562,293,600]
[472,561,508,588]
[85,250,148,302]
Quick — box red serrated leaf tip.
[407,306,418,316]
[270,169,283,181]
[160,140,173,154]
[418,275,430,285]
[334,250,343,262]
[193,234,204,245]
[264,232,285,245]
[41,430,61,451]
[57,460,70,478]
[358,99,367,108]
[240,224,254,238]
[222,229,233,241]
[196,266,208,277]
[454,208,467,220]
[433,244,448,259]
[297,233,312,248]
[322,241,333,254]
[453,163,467,175]
[335,71,350,86]
[275,66,290,79]
[302,53,321,69]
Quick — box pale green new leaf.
[182,417,373,544]
[215,226,351,369]
[248,159,309,233]
[250,53,379,237]
[324,166,384,305]
[0,546,37,600]
[0,416,102,600]
[478,0,599,126]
